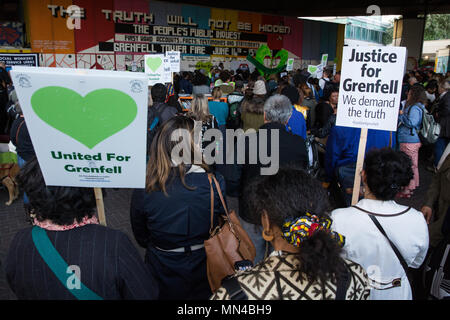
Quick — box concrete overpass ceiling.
[162,0,450,17]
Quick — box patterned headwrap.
[167,83,175,96]
[281,212,345,247]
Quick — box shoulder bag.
[204,173,256,293]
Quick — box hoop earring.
[262,230,274,242]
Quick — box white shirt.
[319,77,330,90]
[425,91,436,103]
[331,199,429,300]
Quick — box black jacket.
[437,91,450,139]
[130,170,226,300]
[223,122,308,222]
[5,224,158,300]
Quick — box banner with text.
[11,66,148,188]
[336,46,407,131]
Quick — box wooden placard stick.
[351,128,368,205]
[94,188,106,226]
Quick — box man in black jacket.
[224,94,308,264]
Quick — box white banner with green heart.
[11,66,148,188]
[145,54,171,85]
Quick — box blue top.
[208,101,229,126]
[325,126,396,182]
[286,107,307,139]
[397,103,424,143]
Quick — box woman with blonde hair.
[130,115,226,300]
[189,94,219,153]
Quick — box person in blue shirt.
[325,125,396,205]
[397,84,426,198]
[208,87,229,128]
[280,85,307,139]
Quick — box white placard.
[162,57,172,83]
[166,51,181,72]
[10,66,148,188]
[145,54,170,85]
[316,64,324,79]
[321,54,328,67]
[336,46,407,131]
[286,58,294,71]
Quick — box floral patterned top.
[211,253,371,300]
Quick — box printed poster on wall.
[10,66,148,188]
[336,46,407,131]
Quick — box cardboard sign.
[145,54,170,85]
[286,58,294,71]
[336,46,407,131]
[166,51,181,72]
[11,66,148,188]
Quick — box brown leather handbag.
[204,174,256,293]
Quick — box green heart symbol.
[31,86,138,149]
[248,44,289,77]
[146,57,162,72]
[308,66,318,74]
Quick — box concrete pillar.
[393,18,426,70]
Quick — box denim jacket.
[397,103,424,143]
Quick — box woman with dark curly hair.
[5,157,158,300]
[397,84,427,197]
[211,167,371,300]
[331,148,429,300]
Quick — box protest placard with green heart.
[145,54,171,85]
[10,66,148,188]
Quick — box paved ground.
[0,160,434,300]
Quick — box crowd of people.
[1,61,450,300]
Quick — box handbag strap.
[208,173,214,234]
[352,205,411,217]
[211,174,229,215]
[207,173,236,235]
[366,214,410,276]
[31,226,103,300]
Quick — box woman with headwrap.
[211,167,370,300]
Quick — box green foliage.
[424,14,450,41]
[382,25,393,45]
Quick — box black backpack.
[226,93,244,129]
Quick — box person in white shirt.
[318,69,332,91]
[331,148,429,300]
